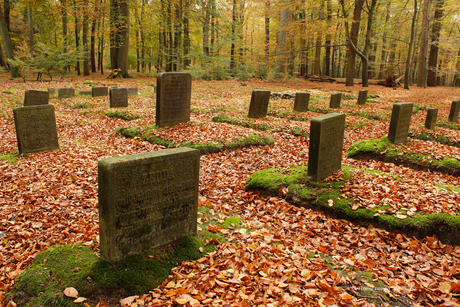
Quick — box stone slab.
[58,88,75,99]
[388,102,414,144]
[24,89,49,106]
[98,147,200,263]
[329,93,342,108]
[13,105,59,154]
[247,90,271,118]
[156,73,192,127]
[127,88,139,96]
[448,100,460,122]
[357,90,368,106]
[92,86,109,97]
[425,108,438,130]
[307,113,346,182]
[79,91,92,96]
[109,88,128,108]
[293,92,310,112]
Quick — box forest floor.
[0,72,460,306]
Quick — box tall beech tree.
[110,0,129,77]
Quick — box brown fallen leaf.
[63,287,78,298]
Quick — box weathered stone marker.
[357,90,368,106]
[13,105,59,154]
[58,88,75,99]
[387,102,414,144]
[92,86,109,97]
[448,100,460,122]
[24,89,49,106]
[109,88,128,108]
[156,73,192,127]
[98,147,200,263]
[127,88,139,96]
[329,93,342,108]
[247,90,271,118]
[425,108,438,130]
[79,91,92,96]
[293,92,310,112]
[307,113,346,182]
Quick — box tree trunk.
[427,0,443,86]
[265,1,270,62]
[183,0,190,68]
[74,0,81,75]
[202,0,210,59]
[0,44,6,67]
[378,0,390,79]
[27,6,34,50]
[0,2,18,77]
[230,0,237,70]
[299,5,307,76]
[361,0,377,87]
[276,9,291,74]
[140,0,145,72]
[324,0,332,76]
[83,0,90,75]
[174,0,182,71]
[314,1,324,76]
[91,3,97,73]
[62,0,68,70]
[4,0,10,31]
[110,0,129,77]
[99,0,104,74]
[345,0,364,86]
[404,0,418,89]
[417,0,431,88]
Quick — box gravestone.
[448,100,460,122]
[357,90,368,106]
[48,88,56,95]
[98,147,200,263]
[293,92,310,112]
[79,91,92,96]
[247,90,271,118]
[58,88,75,99]
[156,72,192,127]
[92,86,109,97]
[127,88,139,96]
[307,113,346,182]
[109,88,128,108]
[425,108,438,130]
[13,105,59,154]
[24,89,49,106]
[330,93,342,108]
[387,102,414,144]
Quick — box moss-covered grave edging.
[347,137,460,177]
[117,125,275,155]
[409,130,460,147]
[8,209,245,307]
[245,165,460,245]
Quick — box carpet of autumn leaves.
[0,73,460,306]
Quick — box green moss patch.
[245,165,460,245]
[9,207,243,306]
[117,126,274,154]
[409,130,460,147]
[103,110,141,121]
[347,137,460,176]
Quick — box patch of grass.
[0,153,19,163]
[341,93,357,100]
[3,91,13,94]
[212,114,272,131]
[191,107,226,114]
[413,105,427,113]
[245,164,460,245]
[367,94,379,98]
[69,101,92,109]
[347,137,460,173]
[103,111,141,121]
[9,206,243,306]
[409,130,459,147]
[437,121,460,131]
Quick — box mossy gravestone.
[98,147,200,263]
[448,100,460,122]
[425,108,438,130]
[329,93,342,108]
[156,72,192,127]
[92,86,109,97]
[388,102,413,144]
[248,90,271,118]
[13,105,59,154]
[127,88,139,96]
[24,89,49,106]
[357,90,368,106]
[307,113,346,181]
[110,88,128,108]
[293,92,310,112]
[79,90,92,96]
[58,88,75,99]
